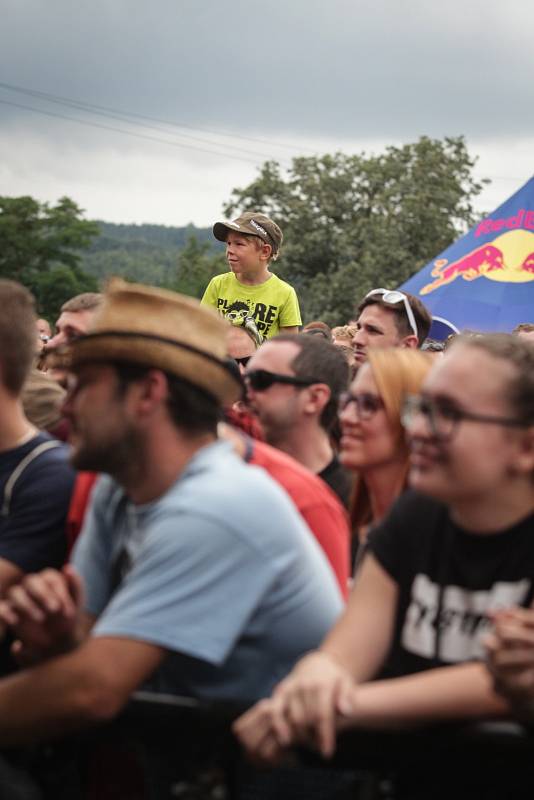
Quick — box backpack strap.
[1,440,62,518]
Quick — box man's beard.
[70,424,145,485]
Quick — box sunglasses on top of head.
[245,369,319,392]
[365,288,419,339]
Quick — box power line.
[0,99,274,165]
[0,80,317,155]
[0,82,286,162]
[0,82,526,183]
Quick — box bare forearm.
[341,662,510,730]
[0,656,110,745]
[0,636,164,747]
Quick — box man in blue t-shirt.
[0,279,342,746]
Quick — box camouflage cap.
[213,212,283,257]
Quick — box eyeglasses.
[339,392,385,419]
[234,356,251,367]
[245,369,318,392]
[402,394,529,442]
[365,289,419,339]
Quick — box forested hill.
[79,220,220,289]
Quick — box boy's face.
[226,232,268,276]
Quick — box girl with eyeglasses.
[338,349,433,571]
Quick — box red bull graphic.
[420,229,534,295]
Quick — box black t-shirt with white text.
[368,490,534,678]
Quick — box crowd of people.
[0,209,533,795]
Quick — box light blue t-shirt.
[72,440,343,702]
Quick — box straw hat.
[54,279,242,405]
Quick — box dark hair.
[452,334,534,425]
[113,362,220,435]
[0,280,36,395]
[274,334,349,431]
[357,291,432,347]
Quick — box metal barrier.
[9,691,534,800]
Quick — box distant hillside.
[80,221,222,288]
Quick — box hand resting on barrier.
[0,564,86,666]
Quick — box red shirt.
[247,439,350,599]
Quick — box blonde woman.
[342,349,434,569]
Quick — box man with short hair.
[0,280,74,606]
[245,334,352,506]
[47,292,103,351]
[352,289,432,365]
[0,280,342,746]
[43,292,103,389]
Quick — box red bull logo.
[420,229,534,295]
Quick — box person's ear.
[401,334,419,350]
[513,426,534,476]
[130,370,168,418]
[303,383,331,416]
[260,242,272,262]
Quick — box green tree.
[224,136,488,325]
[173,235,226,298]
[0,195,99,319]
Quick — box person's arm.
[0,635,165,746]
[319,553,398,679]
[234,554,398,760]
[342,661,509,730]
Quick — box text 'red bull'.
[475,209,534,238]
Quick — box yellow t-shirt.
[201,272,302,338]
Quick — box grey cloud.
[0,0,533,143]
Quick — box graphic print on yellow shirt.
[201,273,301,338]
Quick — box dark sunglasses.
[339,392,385,419]
[245,369,319,392]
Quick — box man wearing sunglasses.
[352,288,432,365]
[244,334,352,507]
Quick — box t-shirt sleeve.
[92,511,279,666]
[0,448,74,573]
[366,491,423,586]
[278,286,302,327]
[200,277,219,309]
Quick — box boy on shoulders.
[201,212,301,340]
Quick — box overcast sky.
[1,0,532,226]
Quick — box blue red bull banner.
[399,176,534,336]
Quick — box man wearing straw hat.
[0,279,342,745]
